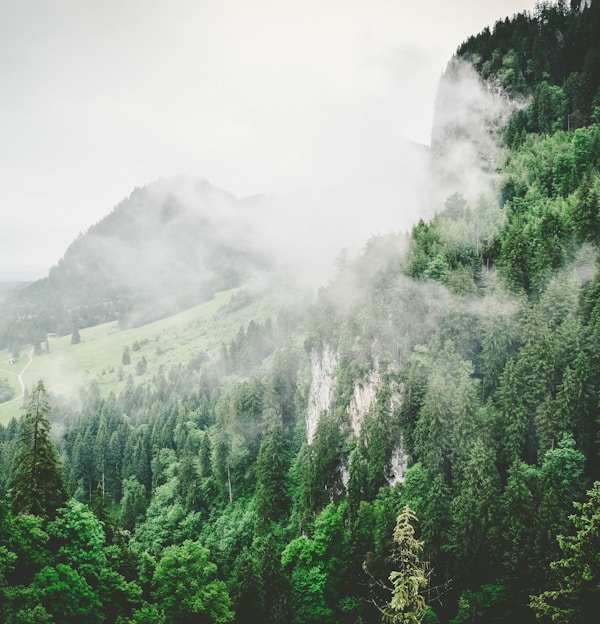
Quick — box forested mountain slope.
[2,2,600,623]
[0,177,271,350]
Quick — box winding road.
[0,348,34,406]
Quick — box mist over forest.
[2,1,600,623]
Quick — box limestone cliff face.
[346,371,381,438]
[306,346,383,444]
[306,345,408,484]
[306,344,338,444]
[387,445,409,486]
[386,376,407,485]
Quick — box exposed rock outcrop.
[306,345,408,484]
[387,445,409,486]
[346,372,381,437]
[306,344,338,444]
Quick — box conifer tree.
[8,380,66,518]
[70,327,81,345]
[382,505,428,624]
[254,422,289,535]
[199,431,213,478]
[530,481,600,623]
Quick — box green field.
[0,288,280,424]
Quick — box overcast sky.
[0,0,540,279]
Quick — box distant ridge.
[0,177,271,349]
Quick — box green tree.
[233,377,265,460]
[398,346,431,457]
[529,82,567,134]
[254,422,289,535]
[44,498,142,621]
[120,476,148,532]
[451,584,510,624]
[33,563,102,624]
[254,532,289,624]
[213,430,233,504]
[129,602,167,623]
[8,380,66,518]
[306,410,345,514]
[135,356,147,376]
[346,446,369,523]
[499,459,539,614]
[0,377,15,402]
[178,440,202,513]
[70,427,96,501]
[533,435,587,586]
[414,345,475,479]
[229,549,263,624]
[364,382,399,497]
[449,438,501,586]
[131,472,192,558]
[152,539,234,623]
[199,431,213,478]
[420,473,452,585]
[382,505,428,624]
[0,510,50,620]
[530,481,600,623]
[570,175,600,243]
[47,499,106,574]
[123,425,152,493]
[480,309,520,400]
[282,503,347,624]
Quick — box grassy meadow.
[0,288,281,424]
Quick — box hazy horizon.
[1,1,540,280]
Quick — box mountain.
[457,0,600,137]
[0,281,30,301]
[0,177,274,348]
[2,2,600,624]
[0,138,432,353]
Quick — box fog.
[27,35,526,311]
[0,0,540,280]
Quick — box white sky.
[0,0,540,279]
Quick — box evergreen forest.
[2,1,600,622]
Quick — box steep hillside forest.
[3,1,600,622]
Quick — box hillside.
[2,2,600,623]
[0,177,272,351]
[0,287,302,425]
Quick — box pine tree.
[199,431,212,478]
[70,327,81,345]
[254,422,289,535]
[382,505,428,624]
[530,481,600,623]
[8,380,66,518]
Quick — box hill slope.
[0,177,272,350]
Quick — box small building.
[47,332,57,340]
[3,358,16,365]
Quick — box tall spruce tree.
[254,421,289,535]
[382,505,429,624]
[8,380,66,518]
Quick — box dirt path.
[0,348,34,406]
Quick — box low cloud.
[430,57,525,203]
